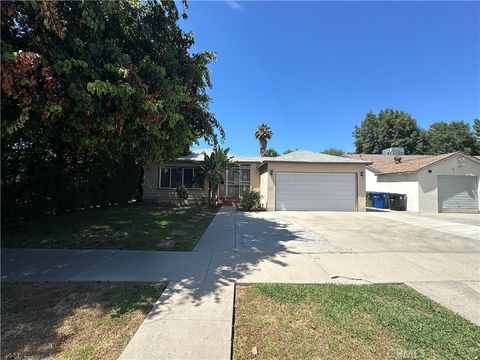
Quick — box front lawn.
[1,204,218,251]
[1,282,165,360]
[234,284,480,360]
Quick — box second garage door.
[275,172,356,211]
[438,175,478,213]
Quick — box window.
[183,168,194,188]
[160,168,171,188]
[159,167,202,189]
[171,167,182,188]
[193,171,204,189]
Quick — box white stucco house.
[346,151,480,213]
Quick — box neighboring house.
[143,150,371,211]
[345,151,480,213]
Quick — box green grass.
[1,204,218,251]
[1,282,165,360]
[234,284,480,360]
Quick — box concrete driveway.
[235,211,346,253]
[276,211,479,253]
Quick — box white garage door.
[438,176,479,213]
[275,173,356,211]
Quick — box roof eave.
[377,170,418,176]
[261,160,373,165]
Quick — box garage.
[275,172,357,211]
[438,175,479,213]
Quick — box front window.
[159,167,203,189]
[183,168,194,188]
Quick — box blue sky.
[180,1,479,155]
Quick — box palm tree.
[255,124,273,156]
[263,148,279,157]
[196,146,237,206]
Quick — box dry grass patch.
[233,284,480,360]
[1,282,165,360]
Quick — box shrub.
[240,190,262,210]
[176,187,189,205]
[366,192,373,207]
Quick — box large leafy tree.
[424,121,478,155]
[1,1,222,217]
[255,124,273,156]
[353,109,425,154]
[474,118,480,141]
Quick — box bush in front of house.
[240,190,262,210]
[176,187,189,205]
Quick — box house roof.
[177,149,371,165]
[263,150,371,164]
[177,149,268,163]
[345,152,480,174]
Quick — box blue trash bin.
[379,192,390,209]
[371,192,389,209]
[371,192,383,208]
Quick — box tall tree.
[353,109,425,154]
[255,124,273,156]
[322,148,344,156]
[196,146,236,206]
[1,0,222,217]
[474,118,480,140]
[263,148,279,157]
[425,121,478,155]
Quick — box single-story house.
[143,150,371,211]
[345,151,480,213]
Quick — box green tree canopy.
[1,0,221,218]
[474,119,480,140]
[263,148,279,157]
[283,148,298,154]
[424,121,478,155]
[353,109,425,154]
[322,148,344,156]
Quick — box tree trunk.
[208,181,212,206]
[259,139,267,156]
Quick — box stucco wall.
[366,170,420,212]
[259,165,269,207]
[248,163,261,192]
[417,155,480,213]
[261,162,367,211]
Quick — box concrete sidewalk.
[119,280,234,360]
[121,207,239,360]
[193,207,236,252]
[1,248,212,283]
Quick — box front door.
[218,165,251,198]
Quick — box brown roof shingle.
[345,153,458,174]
